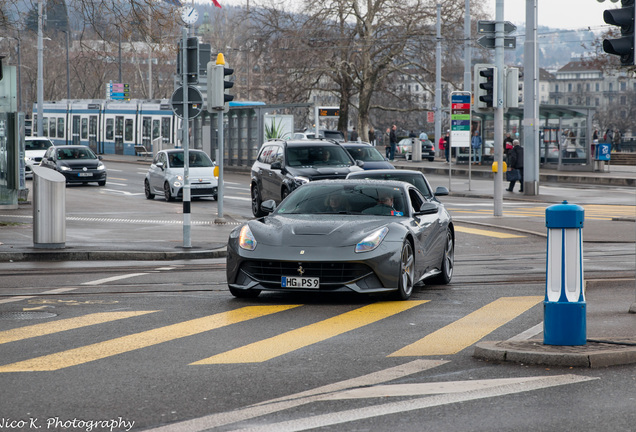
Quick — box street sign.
[318,107,340,118]
[106,82,130,101]
[477,36,516,50]
[170,86,204,119]
[477,20,517,35]
[450,92,471,148]
[427,111,434,123]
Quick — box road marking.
[146,359,447,432]
[192,301,427,365]
[507,322,543,341]
[455,226,525,238]
[81,273,149,286]
[0,311,158,344]
[0,305,299,372]
[227,375,597,432]
[0,288,76,305]
[389,296,542,356]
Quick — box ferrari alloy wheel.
[144,179,155,199]
[252,184,265,217]
[432,229,454,285]
[164,182,174,202]
[396,240,415,300]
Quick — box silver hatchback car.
[144,149,218,201]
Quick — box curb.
[0,248,227,262]
[473,339,636,368]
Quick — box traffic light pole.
[493,0,504,217]
[181,26,192,248]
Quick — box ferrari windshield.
[276,183,407,216]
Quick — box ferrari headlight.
[355,226,389,253]
[238,225,257,251]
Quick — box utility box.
[32,166,66,249]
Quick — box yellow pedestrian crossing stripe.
[0,311,158,344]
[454,226,525,238]
[450,204,635,221]
[0,305,299,373]
[0,298,545,372]
[389,296,543,357]
[191,301,427,365]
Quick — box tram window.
[125,119,134,141]
[143,117,151,138]
[42,118,48,136]
[106,119,114,140]
[89,117,97,136]
[161,117,171,142]
[50,118,56,138]
[81,118,88,140]
[57,118,64,138]
[152,120,160,139]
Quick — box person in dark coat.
[506,139,524,193]
[389,125,398,161]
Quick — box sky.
[496,0,617,31]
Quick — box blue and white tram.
[32,99,180,156]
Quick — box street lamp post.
[64,30,70,99]
[37,0,44,136]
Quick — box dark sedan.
[347,169,448,200]
[342,142,395,170]
[40,145,107,186]
[227,179,454,300]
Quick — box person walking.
[443,131,450,163]
[384,128,391,159]
[506,139,524,193]
[471,130,482,165]
[389,125,398,161]
[504,132,514,159]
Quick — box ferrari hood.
[249,215,391,247]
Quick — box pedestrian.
[438,134,445,160]
[443,130,450,163]
[369,127,376,146]
[409,130,417,138]
[506,139,524,193]
[504,132,514,158]
[350,127,358,142]
[471,130,482,165]
[613,129,621,152]
[385,128,391,159]
[389,125,398,161]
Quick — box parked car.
[227,179,454,300]
[250,139,363,217]
[145,149,218,201]
[293,129,346,142]
[24,137,54,178]
[341,142,395,170]
[396,138,436,161]
[40,145,107,186]
[346,169,448,200]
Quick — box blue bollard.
[544,200,586,346]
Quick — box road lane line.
[455,226,525,238]
[146,359,447,432]
[389,296,542,357]
[0,305,299,373]
[0,311,159,344]
[507,322,543,341]
[81,273,149,286]
[192,301,427,365]
[227,375,597,432]
[0,288,76,305]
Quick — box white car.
[25,137,54,178]
[144,149,218,201]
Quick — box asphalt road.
[0,162,634,431]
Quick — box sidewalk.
[1,154,635,368]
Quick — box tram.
[30,99,181,155]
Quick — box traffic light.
[474,64,497,110]
[177,37,199,84]
[207,53,234,110]
[602,0,635,66]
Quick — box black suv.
[251,139,363,216]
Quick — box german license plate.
[281,276,319,289]
[78,172,93,177]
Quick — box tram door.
[114,116,124,155]
[72,115,81,145]
[89,116,98,153]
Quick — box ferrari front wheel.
[395,240,415,300]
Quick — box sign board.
[170,86,204,119]
[477,20,517,35]
[596,143,611,161]
[318,107,340,118]
[427,111,435,123]
[450,91,471,148]
[106,82,130,101]
[477,36,516,50]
